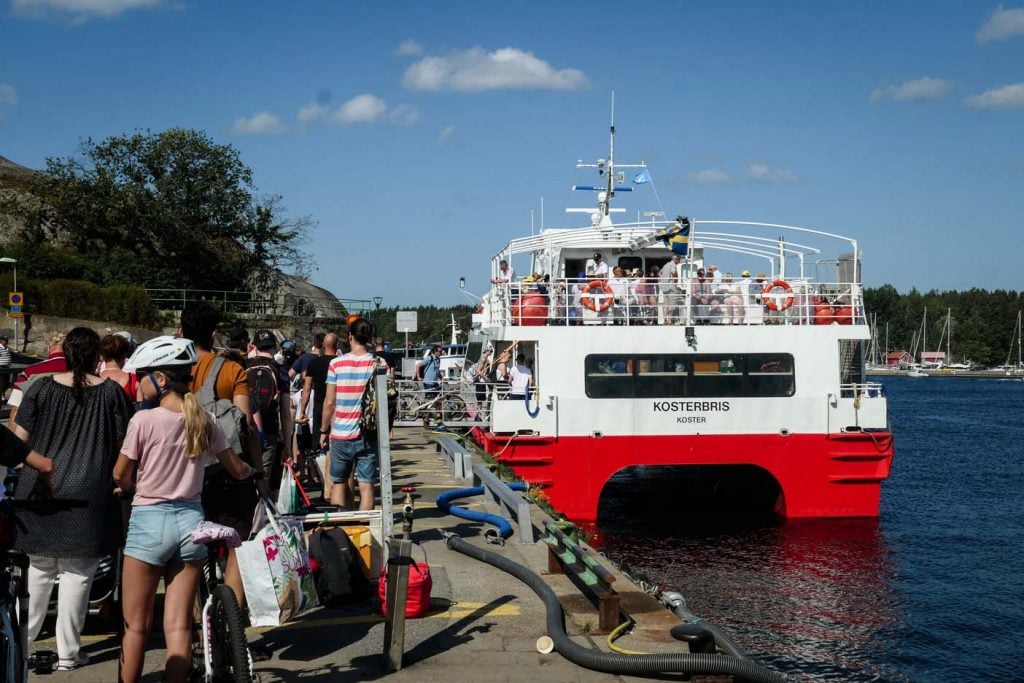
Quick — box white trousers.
[26,555,100,663]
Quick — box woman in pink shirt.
[113,336,254,683]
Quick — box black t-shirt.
[0,428,30,469]
[307,355,332,410]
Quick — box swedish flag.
[655,216,691,256]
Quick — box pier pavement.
[26,426,686,682]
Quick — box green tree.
[8,128,310,290]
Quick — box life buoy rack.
[763,279,795,311]
[581,280,614,312]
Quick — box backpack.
[307,527,370,606]
[358,356,397,437]
[195,356,250,467]
[246,357,280,426]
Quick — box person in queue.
[13,327,133,671]
[416,344,442,429]
[114,336,255,683]
[180,301,266,609]
[6,332,67,431]
[99,333,139,399]
[320,317,378,510]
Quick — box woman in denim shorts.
[113,337,255,683]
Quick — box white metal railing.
[482,278,866,328]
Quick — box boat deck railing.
[482,278,866,327]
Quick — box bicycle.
[398,381,468,425]
[0,496,88,682]
[191,526,254,683]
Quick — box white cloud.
[11,0,161,20]
[297,102,329,124]
[870,77,954,102]
[747,162,799,183]
[977,6,1024,43]
[402,46,588,91]
[232,112,286,135]
[0,84,17,105]
[436,125,455,145]
[334,94,388,123]
[395,39,424,56]
[297,94,418,127]
[965,82,1024,108]
[685,169,732,184]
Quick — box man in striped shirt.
[319,318,377,510]
[0,335,11,402]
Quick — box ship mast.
[600,92,616,217]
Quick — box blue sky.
[1,1,1022,307]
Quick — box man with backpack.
[181,301,266,609]
[319,318,377,510]
[250,329,294,490]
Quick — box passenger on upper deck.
[659,254,684,324]
[570,272,586,325]
[608,266,629,324]
[709,264,723,287]
[492,259,515,285]
[592,252,608,279]
[717,273,745,324]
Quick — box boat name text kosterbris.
[652,401,730,412]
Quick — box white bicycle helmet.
[128,335,198,370]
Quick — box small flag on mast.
[632,170,651,184]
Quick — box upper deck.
[478,219,867,329]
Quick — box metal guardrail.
[485,278,867,327]
[435,435,472,481]
[144,288,373,318]
[543,521,620,633]
[471,463,535,545]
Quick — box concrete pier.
[26,426,688,682]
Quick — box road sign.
[7,311,22,319]
[8,292,22,307]
[10,305,21,314]
[396,311,418,333]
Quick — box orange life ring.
[763,279,795,311]
[581,280,613,312]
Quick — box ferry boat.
[466,123,894,524]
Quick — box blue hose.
[436,483,529,540]
[524,392,540,417]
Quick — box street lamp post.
[0,257,17,350]
[372,296,383,338]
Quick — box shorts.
[124,501,206,566]
[329,436,378,484]
[202,474,259,539]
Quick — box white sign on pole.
[396,310,418,333]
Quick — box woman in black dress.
[12,327,133,671]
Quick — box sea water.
[597,376,1024,681]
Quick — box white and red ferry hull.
[473,429,893,522]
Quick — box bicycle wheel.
[443,395,467,421]
[398,393,420,421]
[209,584,251,683]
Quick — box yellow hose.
[606,619,650,655]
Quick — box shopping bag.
[237,500,318,626]
[276,466,299,514]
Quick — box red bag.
[378,544,432,618]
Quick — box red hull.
[471,429,894,522]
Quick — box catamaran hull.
[472,428,893,522]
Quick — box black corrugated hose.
[443,532,787,682]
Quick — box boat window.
[585,353,794,398]
[616,256,643,273]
